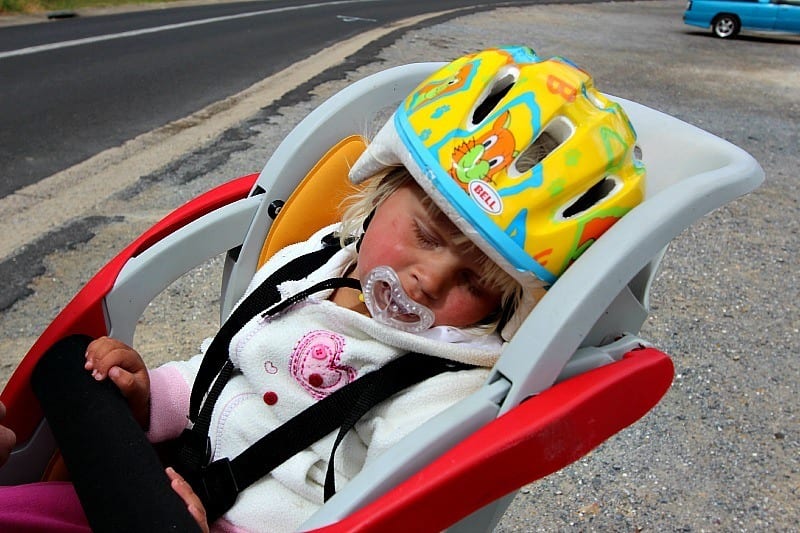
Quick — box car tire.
[711,14,740,38]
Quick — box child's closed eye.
[459,271,490,297]
[413,221,441,249]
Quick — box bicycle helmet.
[350,46,646,336]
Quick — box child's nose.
[410,254,459,300]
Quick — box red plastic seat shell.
[0,171,673,530]
[0,174,259,443]
[310,348,673,532]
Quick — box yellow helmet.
[351,46,645,287]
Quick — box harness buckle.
[175,427,212,474]
[197,457,240,523]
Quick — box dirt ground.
[1,1,798,530]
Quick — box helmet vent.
[514,117,573,173]
[562,176,619,219]
[472,72,516,126]
[516,132,558,172]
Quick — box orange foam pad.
[259,136,365,266]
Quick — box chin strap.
[355,208,375,253]
[260,277,361,319]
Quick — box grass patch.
[1,0,181,15]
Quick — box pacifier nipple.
[362,266,435,333]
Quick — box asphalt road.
[0,0,546,198]
[0,0,798,530]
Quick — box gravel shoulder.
[1,1,798,530]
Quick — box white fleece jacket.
[146,224,503,532]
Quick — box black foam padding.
[31,335,201,533]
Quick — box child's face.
[356,182,502,328]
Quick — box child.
[88,165,524,531]
[0,46,645,532]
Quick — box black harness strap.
[189,235,344,422]
[320,353,468,501]
[173,233,475,522]
[195,353,471,522]
[177,237,345,479]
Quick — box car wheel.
[711,14,740,38]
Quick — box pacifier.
[361,266,435,333]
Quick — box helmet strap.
[355,208,376,253]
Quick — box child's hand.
[84,336,150,429]
[166,467,209,533]
[0,401,16,467]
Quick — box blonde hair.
[339,167,523,335]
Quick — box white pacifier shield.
[362,266,435,333]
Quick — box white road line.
[0,0,380,59]
[0,8,458,261]
[337,15,378,22]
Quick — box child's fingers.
[85,337,142,380]
[166,466,201,505]
[85,336,125,358]
[165,466,181,481]
[107,366,141,396]
[0,402,17,466]
[106,365,151,429]
[0,427,15,467]
[84,337,121,374]
[187,504,209,533]
[167,467,209,533]
[87,350,129,381]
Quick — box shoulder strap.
[189,352,473,523]
[177,235,345,475]
[190,235,343,422]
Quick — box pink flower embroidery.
[290,330,356,399]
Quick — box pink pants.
[0,482,90,532]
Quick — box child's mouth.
[362,266,435,333]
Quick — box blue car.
[683,0,800,38]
